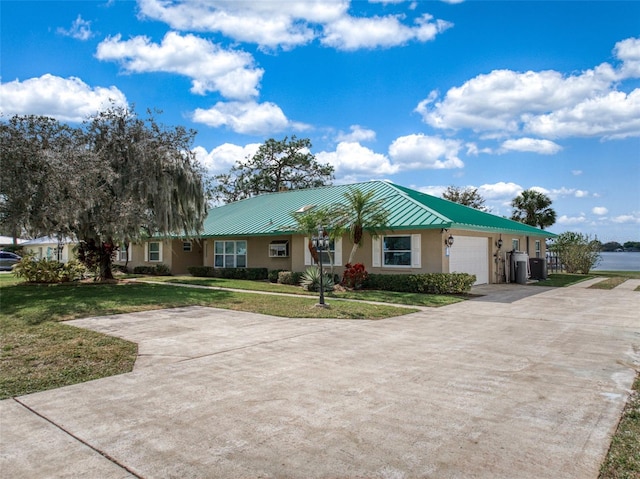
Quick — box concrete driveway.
[2,283,639,479]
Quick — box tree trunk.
[348,244,358,265]
[98,244,114,281]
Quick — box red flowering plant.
[341,263,368,289]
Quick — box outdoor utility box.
[515,261,528,284]
[529,258,547,280]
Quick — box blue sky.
[1,0,639,242]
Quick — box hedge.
[277,271,303,285]
[187,266,268,281]
[364,273,476,294]
[133,264,171,276]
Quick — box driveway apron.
[2,285,639,479]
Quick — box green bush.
[300,267,335,292]
[187,266,268,280]
[269,269,286,283]
[277,271,303,285]
[13,254,86,283]
[133,264,171,276]
[549,232,601,274]
[364,273,475,294]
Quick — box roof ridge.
[384,182,454,225]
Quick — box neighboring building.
[21,236,77,263]
[0,235,26,247]
[116,181,556,284]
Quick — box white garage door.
[449,236,489,285]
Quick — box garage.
[449,236,489,285]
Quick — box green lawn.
[137,275,466,307]
[532,273,595,287]
[0,274,417,398]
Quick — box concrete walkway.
[1,284,639,479]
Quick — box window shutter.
[334,237,342,266]
[411,234,421,268]
[144,242,149,262]
[158,242,163,262]
[128,244,132,261]
[304,237,311,266]
[372,236,381,267]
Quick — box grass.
[589,277,629,290]
[599,373,640,479]
[137,275,466,307]
[533,270,640,289]
[532,273,595,287]
[0,274,417,398]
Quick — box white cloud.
[574,190,589,198]
[388,134,464,169]
[137,0,346,50]
[477,181,522,200]
[321,13,452,50]
[572,169,583,176]
[415,37,640,141]
[336,125,376,143]
[96,32,263,99]
[592,206,609,215]
[193,142,261,174]
[317,141,397,178]
[0,74,127,122]
[192,101,308,136]
[57,15,93,41]
[137,0,451,51]
[611,213,640,224]
[557,214,587,225]
[500,137,562,155]
[417,185,448,197]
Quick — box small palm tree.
[334,188,390,265]
[292,207,343,274]
[510,190,557,229]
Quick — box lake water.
[593,252,640,271]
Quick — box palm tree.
[334,188,390,265]
[292,207,343,274]
[510,189,557,229]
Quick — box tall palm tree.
[510,189,557,229]
[334,188,390,265]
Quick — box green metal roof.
[201,181,556,238]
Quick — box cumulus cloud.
[317,141,397,178]
[611,213,640,224]
[572,169,583,176]
[96,32,263,99]
[321,13,452,50]
[137,0,451,51]
[557,214,587,225]
[193,142,261,174]
[0,74,127,122]
[500,137,562,155]
[388,134,464,169]
[477,181,522,200]
[57,15,93,41]
[336,125,376,143]
[592,206,609,215]
[192,101,308,136]
[574,190,589,198]
[415,37,640,141]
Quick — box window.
[512,239,520,251]
[118,243,130,262]
[183,241,192,252]
[535,240,541,258]
[383,236,412,266]
[269,240,289,257]
[373,234,421,268]
[304,237,342,266]
[214,240,247,268]
[147,241,162,262]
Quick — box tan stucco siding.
[113,240,173,272]
[170,239,204,274]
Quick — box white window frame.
[214,240,247,268]
[118,243,132,262]
[304,237,342,266]
[512,239,520,251]
[535,240,541,258]
[183,241,192,253]
[373,234,421,268]
[269,240,290,258]
[145,241,163,262]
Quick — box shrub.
[269,269,286,283]
[133,263,171,276]
[277,271,303,285]
[300,266,335,292]
[549,232,601,274]
[187,266,269,280]
[13,253,86,283]
[364,273,475,294]
[341,263,368,289]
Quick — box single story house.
[21,236,77,263]
[116,181,556,285]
